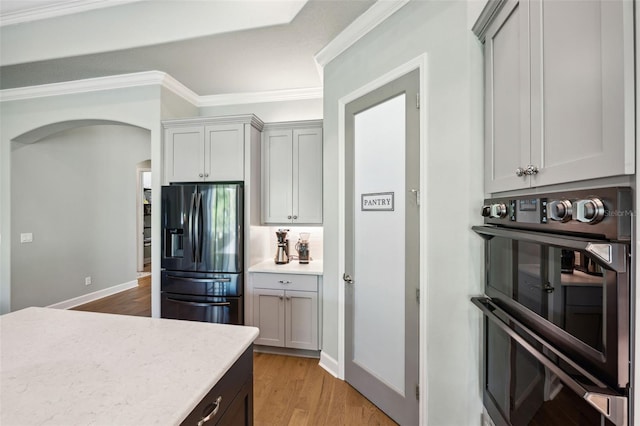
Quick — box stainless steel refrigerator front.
[161,183,244,325]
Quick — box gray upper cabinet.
[163,115,262,184]
[262,120,323,224]
[476,0,634,193]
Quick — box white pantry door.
[344,69,420,426]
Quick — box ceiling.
[0,0,376,95]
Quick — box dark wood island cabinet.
[181,345,254,426]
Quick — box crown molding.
[472,0,508,42]
[197,87,323,107]
[0,71,199,103]
[0,72,320,107]
[314,0,410,69]
[0,0,143,27]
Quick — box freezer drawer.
[161,293,243,325]
[161,270,243,297]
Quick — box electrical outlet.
[20,233,33,243]
[85,276,92,286]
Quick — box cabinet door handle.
[293,215,298,220]
[199,173,204,178]
[197,395,222,426]
[204,173,209,178]
[287,215,292,219]
[278,280,292,284]
[515,167,525,177]
[525,165,539,175]
[286,296,291,301]
[279,295,284,300]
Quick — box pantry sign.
[361,192,394,212]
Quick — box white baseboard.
[47,280,139,310]
[319,351,339,378]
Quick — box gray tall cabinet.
[475,0,635,193]
[261,120,323,224]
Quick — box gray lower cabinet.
[476,0,634,193]
[262,120,323,224]
[180,345,253,426]
[251,273,319,350]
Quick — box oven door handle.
[472,225,628,272]
[472,297,628,426]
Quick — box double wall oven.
[472,187,632,426]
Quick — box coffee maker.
[295,232,310,264]
[274,229,290,264]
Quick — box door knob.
[343,273,353,284]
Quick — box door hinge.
[416,92,420,109]
[410,189,420,206]
[416,384,420,400]
[416,288,420,303]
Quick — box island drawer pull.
[278,280,292,284]
[197,395,222,426]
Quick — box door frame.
[136,167,151,272]
[337,54,428,423]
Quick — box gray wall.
[0,85,164,314]
[323,1,485,423]
[199,98,322,122]
[11,124,150,309]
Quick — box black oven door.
[473,297,627,426]
[473,225,630,392]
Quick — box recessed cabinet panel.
[165,127,205,183]
[529,0,632,187]
[263,130,293,223]
[253,289,285,347]
[485,0,530,192]
[205,124,244,182]
[294,128,323,224]
[286,290,318,350]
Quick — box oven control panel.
[480,187,632,240]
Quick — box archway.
[11,120,151,310]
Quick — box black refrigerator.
[161,183,244,325]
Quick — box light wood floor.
[71,279,397,426]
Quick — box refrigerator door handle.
[188,192,197,261]
[166,297,232,308]
[195,192,203,264]
[166,275,232,283]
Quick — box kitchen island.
[1,307,258,425]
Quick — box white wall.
[322,1,485,424]
[11,124,150,309]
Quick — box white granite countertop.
[0,307,259,426]
[248,259,323,275]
